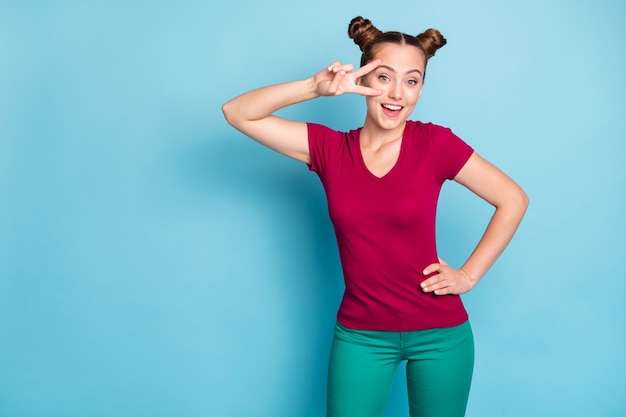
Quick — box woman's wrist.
[460,267,480,286]
[304,76,322,99]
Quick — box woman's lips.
[381,103,403,117]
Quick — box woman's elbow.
[497,184,529,216]
[222,100,237,126]
[514,186,530,215]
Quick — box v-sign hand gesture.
[315,59,383,97]
[223,59,382,164]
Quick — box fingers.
[327,58,381,77]
[327,62,354,75]
[353,85,382,96]
[321,61,381,97]
[421,276,452,296]
[421,274,454,296]
[421,269,443,292]
[420,263,473,296]
[326,69,347,95]
[353,58,382,78]
[421,262,443,293]
[318,62,352,96]
[424,261,449,277]
[352,59,382,96]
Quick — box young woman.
[222,16,528,417]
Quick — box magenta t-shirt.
[307,120,474,331]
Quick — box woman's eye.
[407,79,419,86]
[378,75,390,82]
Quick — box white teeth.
[382,104,402,111]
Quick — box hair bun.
[416,29,447,59]
[348,16,382,52]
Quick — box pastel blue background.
[1,1,624,416]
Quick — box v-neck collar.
[356,128,407,181]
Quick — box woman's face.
[359,43,426,132]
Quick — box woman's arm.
[421,153,529,295]
[221,60,382,164]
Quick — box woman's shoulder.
[307,122,361,152]
[307,123,362,172]
[406,119,471,150]
[308,122,361,136]
[406,119,452,134]
[405,120,459,145]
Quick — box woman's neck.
[360,120,406,150]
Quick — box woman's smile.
[381,103,404,117]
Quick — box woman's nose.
[388,82,402,100]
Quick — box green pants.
[327,321,474,417]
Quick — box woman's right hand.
[314,59,383,97]
[222,59,383,164]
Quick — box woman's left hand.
[420,259,476,295]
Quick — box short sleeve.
[428,124,474,183]
[307,122,342,175]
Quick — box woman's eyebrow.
[378,65,423,76]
